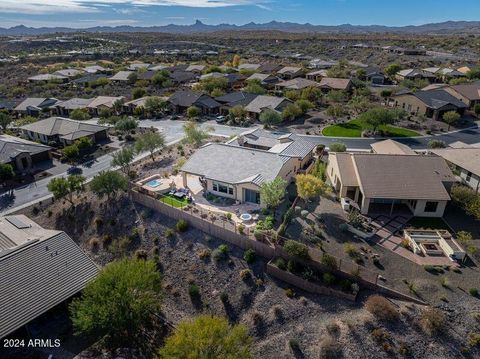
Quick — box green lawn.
[322,119,421,138]
[159,194,189,208]
[406,217,450,230]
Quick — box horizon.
[1,0,480,28]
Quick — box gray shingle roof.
[244,95,290,114]
[181,143,290,186]
[0,217,98,339]
[55,98,93,110]
[14,98,58,112]
[20,117,107,137]
[276,78,320,90]
[0,134,51,164]
[414,89,467,110]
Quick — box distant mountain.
[2,20,480,36]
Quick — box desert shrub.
[440,276,449,288]
[365,295,399,321]
[176,219,188,232]
[289,338,300,351]
[285,288,295,298]
[469,333,480,348]
[319,336,342,359]
[326,321,340,336]
[165,228,175,238]
[188,284,200,298]
[240,269,252,281]
[243,249,256,264]
[134,249,148,260]
[287,259,300,274]
[320,253,338,270]
[212,244,229,261]
[322,272,336,285]
[198,249,211,259]
[284,240,310,259]
[418,307,447,335]
[274,258,287,270]
[469,288,479,297]
[238,224,245,234]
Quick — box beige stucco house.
[327,151,455,217]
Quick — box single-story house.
[0,98,18,112]
[27,74,68,83]
[53,68,84,78]
[327,152,455,217]
[110,71,134,82]
[430,147,480,193]
[370,139,417,156]
[308,59,338,69]
[87,96,124,116]
[214,92,258,115]
[20,117,108,146]
[275,78,320,91]
[364,67,386,85]
[258,63,282,73]
[0,134,52,173]
[71,73,108,87]
[123,96,168,114]
[83,65,112,74]
[457,65,475,75]
[423,67,465,81]
[14,98,59,116]
[392,89,467,120]
[238,63,261,71]
[168,90,220,115]
[169,71,197,85]
[244,95,292,119]
[277,66,304,79]
[0,215,98,339]
[318,78,353,92]
[227,128,316,173]
[137,71,157,81]
[127,63,150,71]
[444,83,480,108]
[246,73,279,87]
[55,98,93,117]
[306,69,328,81]
[185,64,206,73]
[181,143,297,206]
[395,69,436,82]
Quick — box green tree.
[144,96,167,117]
[329,142,347,152]
[159,315,252,359]
[296,174,328,201]
[228,105,247,122]
[47,175,85,206]
[186,106,201,119]
[90,171,128,200]
[326,104,345,120]
[357,107,396,133]
[75,137,93,152]
[63,144,80,163]
[474,103,480,117]
[0,112,13,132]
[132,87,146,100]
[327,90,347,103]
[70,108,90,121]
[232,54,241,67]
[428,139,447,149]
[183,121,211,147]
[282,104,302,121]
[111,146,135,175]
[295,99,313,114]
[200,77,229,93]
[442,111,461,131]
[259,177,287,210]
[152,70,170,87]
[259,109,282,128]
[300,86,322,102]
[466,67,480,80]
[70,259,162,347]
[210,88,225,97]
[0,163,15,184]
[348,95,371,115]
[384,63,402,77]
[112,99,125,115]
[127,71,138,85]
[115,117,138,135]
[244,80,266,95]
[135,131,165,161]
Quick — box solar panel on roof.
[5,217,31,229]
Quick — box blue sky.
[1,0,480,28]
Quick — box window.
[424,201,438,213]
[466,171,472,182]
[212,181,233,195]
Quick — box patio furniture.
[174,191,186,199]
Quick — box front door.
[244,189,260,204]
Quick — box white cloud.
[0,0,273,14]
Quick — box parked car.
[215,115,226,123]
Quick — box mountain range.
[2,20,480,36]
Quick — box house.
[181,140,306,206]
[55,98,93,117]
[246,73,280,87]
[169,71,197,85]
[185,64,206,73]
[327,152,455,217]
[364,67,385,85]
[370,139,417,156]
[53,68,84,78]
[430,147,480,192]
[444,83,480,108]
[137,71,157,81]
[123,96,168,114]
[20,117,108,146]
[308,59,338,69]
[27,74,68,83]
[277,66,304,79]
[127,63,150,71]
[214,92,258,115]
[87,96,124,116]
[227,128,316,173]
[395,69,436,82]
[238,63,261,71]
[83,65,112,74]
[258,63,282,73]
[71,73,108,87]
[0,98,18,112]
[318,78,353,92]
[275,78,320,91]
[423,67,465,81]
[14,97,58,116]
[168,90,220,115]
[244,95,292,119]
[0,134,52,173]
[306,70,328,81]
[457,65,476,75]
[0,215,98,339]
[110,71,134,82]
[392,89,467,120]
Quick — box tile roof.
[449,84,480,101]
[0,135,51,164]
[20,117,107,137]
[214,92,258,107]
[319,77,352,90]
[181,143,290,186]
[87,96,123,109]
[0,215,98,339]
[55,98,93,110]
[430,148,480,176]
[278,66,302,74]
[370,139,417,156]
[244,95,290,114]
[110,71,133,81]
[276,78,320,90]
[14,98,58,112]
